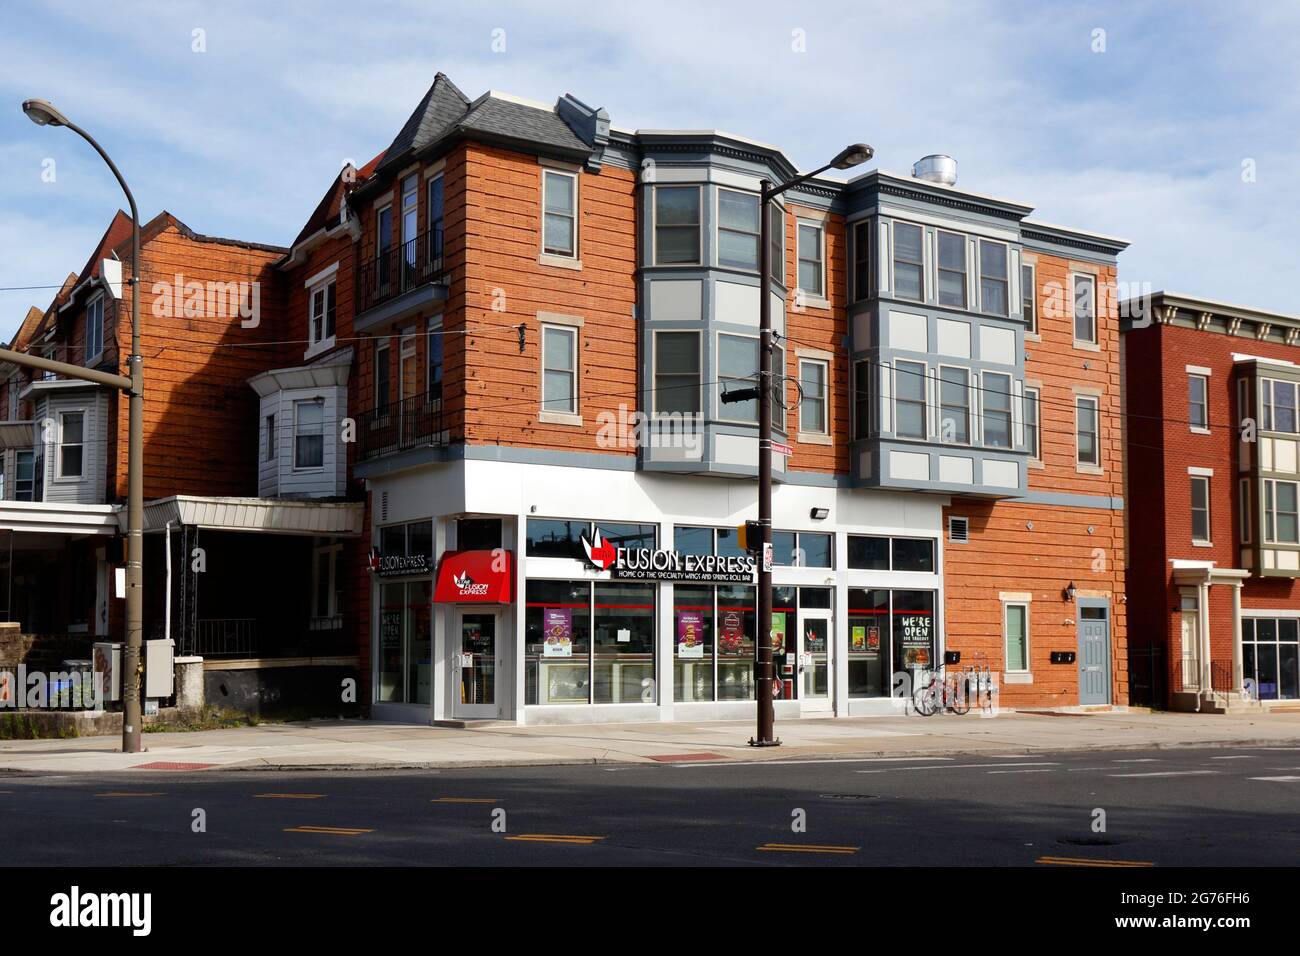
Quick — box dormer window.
[310,279,336,348]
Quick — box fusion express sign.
[583,529,756,584]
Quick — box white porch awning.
[0,500,118,535]
[135,495,363,537]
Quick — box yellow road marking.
[505,833,605,845]
[432,797,497,803]
[757,843,859,855]
[284,825,373,835]
[1036,856,1153,868]
[95,792,163,797]
[256,793,326,799]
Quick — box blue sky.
[2,0,1298,338]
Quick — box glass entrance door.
[455,610,499,718]
[800,611,832,711]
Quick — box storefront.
[364,459,945,724]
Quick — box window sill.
[796,294,832,311]
[539,410,583,426]
[1003,672,1033,684]
[303,336,337,363]
[1190,426,1211,435]
[539,253,582,271]
[1191,540,1214,548]
[1075,464,1104,476]
[798,432,832,446]
[1027,458,1045,470]
[1072,340,1102,352]
[1024,332,1041,343]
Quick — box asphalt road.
[2,744,1298,866]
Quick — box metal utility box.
[145,639,175,698]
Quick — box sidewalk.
[0,709,1298,774]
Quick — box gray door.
[1078,603,1111,705]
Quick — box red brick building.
[1123,291,1300,710]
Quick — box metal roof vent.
[912,154,957,186]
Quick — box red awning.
[434,550,514,603]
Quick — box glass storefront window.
[526,519,587,558]
[457,517,500,550]
[894,590,936,673]
[674,526,713,556]
[772,587,798,698]
[1242,616,1300,700]
[800,587,832,609]
[602,523,657,550]
[377,579,432,704]
[380,523,406,557]
[674,585,715,702]
[847,535,889,570]
[892,538,935,573]
[408,520,433,559]
[593,582,656,703]
[773,532,834,568]
[717,585,756,700]
[848,588,889,698]
[716,526,745,558]
[525,580,592,704]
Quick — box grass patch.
[144,706,258,733]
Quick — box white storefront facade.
[365,453,947,725]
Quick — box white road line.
[1210,755,1257,760]
[856,762,1058,774]
[1067,767,1115,772]
[853,756,954,762]
[1112,758,1161,763]
[987,768,1055,774]
[1250,775,1300,782]
[1111,770,1219,778]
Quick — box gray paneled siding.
[34,390,109,505]
[257,384,348,499]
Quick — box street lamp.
[18,98,145,754]
[748,142,872,746]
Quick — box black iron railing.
[356,226,446,314]
[358,394,451,461]
[188,618,354,659]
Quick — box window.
[654,186,700,265]
[797,222,824,297]
[846,535,935,572]
[526,518,588,558]
[799,359,828,434]
[1264,479,1300,544]
[1021,264,1036,333]
[15,450,33,501]
[939,367,970,444]
[982,372,1012,449]
[1241,617,1299,701]
[1073,274,1097,343]
[457,517,502,550]
[542,169,578,258]
[936,231,966,308]
[768,203,785,283]
[294,398,325,469]
[85,295,104,362]
[893,222,923,301]
[1076,396,1100,466]
[1190,474,1211,544]
[979,240,1009,316]
[374,340,391,410]
[1024,387,1041,460]
[58,411,84,478]
[653,331,701,415]
[718,333,759,423]
[852,221,871,301]
[309,279,337,348]
[717,189,759,270]
[1188,374,1208,430]
[427,320,443,404]
[1262,379,1298,433]
[541,325,578,415]
[852,360,871,440]
[427,175,445,254]
[376,205,393,285]
[895,360,927,438]
[772,531,833,568]
[312,544,342,622]
[1004,603,1029,672]
[1240,478,1252,544]
[264,413,275,462]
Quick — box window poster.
[899,613,932,667]
[720,610,744,655]
[851,625,866,652]
[677,610,704,659]
[543,607,573,658]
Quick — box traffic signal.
[737,520,764,554]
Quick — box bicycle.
[913,665,971,716]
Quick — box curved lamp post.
[20,98,145,753]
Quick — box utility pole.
[725,144,874,747]
[18,99,146,753]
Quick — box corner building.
[329,74,1129,723]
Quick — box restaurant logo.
[367,548,431,577]
[581,527,756,584]
[452,569,490,597]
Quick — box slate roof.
[376,72,472,174]
[459,95,590,154]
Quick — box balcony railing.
[358,394,453,461]
[356,226,446,315]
